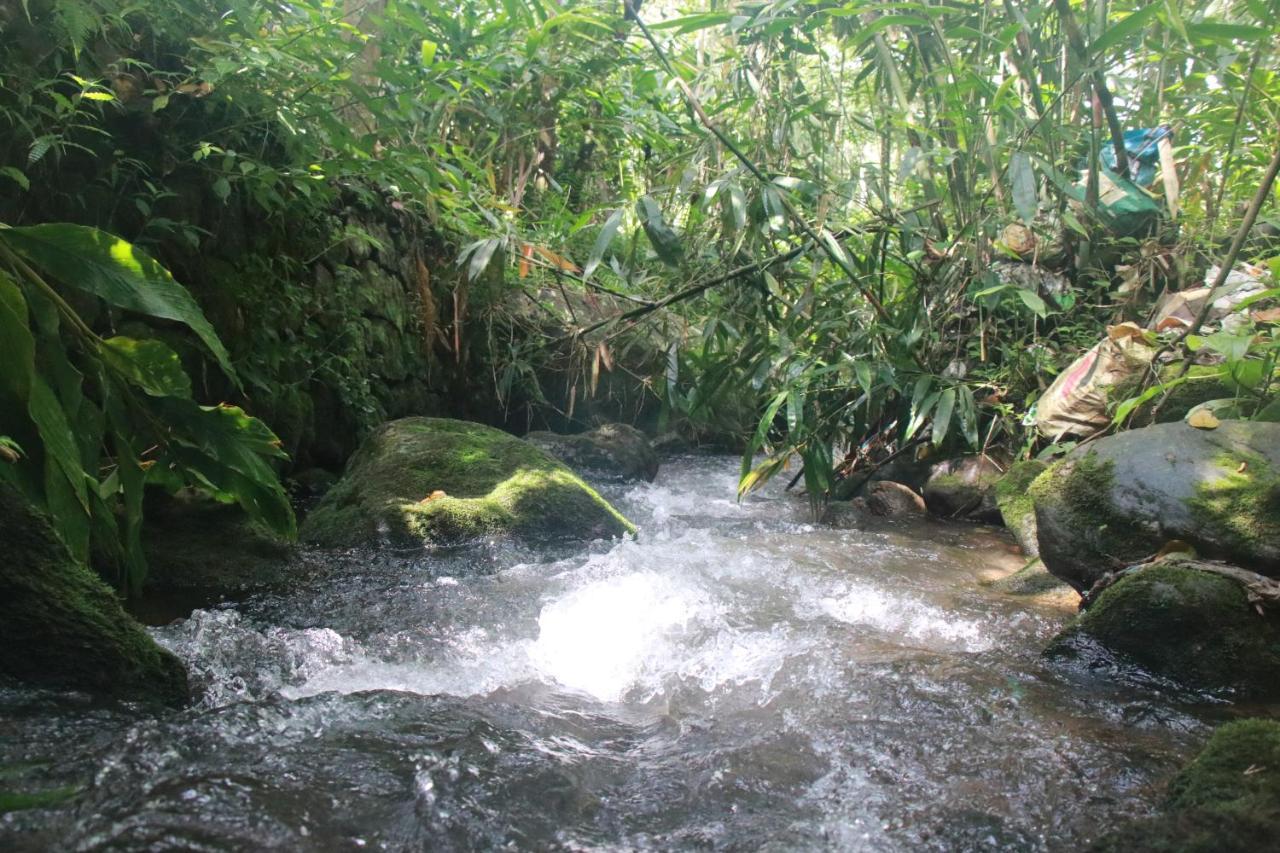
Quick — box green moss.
[1188,450,1280,560]
[995,460,1047,554]
[1049,562,1280,695]
[1088,720,1280,852]
[301,417,635,548]
[0,486,189,705]
[0,787,79,814]
[990,559,1069,595]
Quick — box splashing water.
[1,455,1224,851]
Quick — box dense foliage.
[2,0,1279,586]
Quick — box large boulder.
[995,459,1048,557]
[1088,719,1280,852]
[1030,421,1280,592]
[300,418,636,548]
[1046,561,1280,696]
[0,486,189,705]
[525,423,659,482]
[922,454,1005,522]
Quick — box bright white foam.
[530,571,704,701]
[814,582,992,652]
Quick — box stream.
[0,455,1231,851]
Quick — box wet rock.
[1030,421,1280,592]
[1088,719,1280,852]
[995,460,1048,557]
[525,423,659,483]
[0,485,188,705]
[989,558,1072,598]
[300,417,635,548]
[865,481,926,518]
[141,492,295,600]
[922,455,1005,522]
[1046,561,1280,696]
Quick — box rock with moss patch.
[995,459,1048,556]
[0,485,188,705]
[922,455,1005,522]
[300,417,636,548]
[1088,719,1280,852]
[525,423,659,482]
[1046,561,1280,695]
[1031,421,1280,592]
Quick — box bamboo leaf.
[932,388,956,447]
[583,209,622,281]
[1009,152,1037,224]
[1091,3,1161,55]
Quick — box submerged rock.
[1030,421,1280,592]
[0,486,188,705]
[922,454,1005,522]
[1046,560,1280,696]
[865,480,927,517]
[300,417,636,548]
[525,423,659,482]
[995,459,1047,557]
[1089,719,1280,851]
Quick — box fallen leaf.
[419,490,447,504]
[1252,307,1280,324]
[1188,409,1220,430]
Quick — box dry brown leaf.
[1188,409,1220,430]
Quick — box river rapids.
[0,455,1229,850]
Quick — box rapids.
[0,455,1228,850]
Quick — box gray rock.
[922,455,1005,522]
[865,480,926,517]
[1030,421,1280,592]
[525,423,659,482]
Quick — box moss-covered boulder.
[995,459,1048,557]
[1088,719,1280,852]
[922,454,1005,522]
[0,486,188,705]
[1046,561,1280,695]
[300,417,636,548]
[1031,421,1280,592]
[525,423,659,482]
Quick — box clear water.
[1,455,1229,850]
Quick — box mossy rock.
[1046,561,1280,696]
[990,559,1071,596]
[1030,421,1280,592]
[141,492,295,599]
[300,417,636,548]
[1088,719,1280,852]
[525,423,660,482]
[995,459,1048,557]
[922,454,1005,522]
[0,486,188,705]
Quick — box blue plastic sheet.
[1100,126,1172,186]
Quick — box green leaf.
[420,39,438,65]
[1016,288,1048,317]
[1186,22,1268,41]
[28,376,89,514]
[0,223,237,382]
[101,336,193,398]
[1009,152,1037,224]
[583,209,622,281]
[636,196,684,266]
[932,388,956,447]
[1091,3,1161,55]
[212,176,231,201]
[0,166,29,191]
[466,237,501,281]
[0,270,34,402]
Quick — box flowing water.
[0,455,1232,851]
